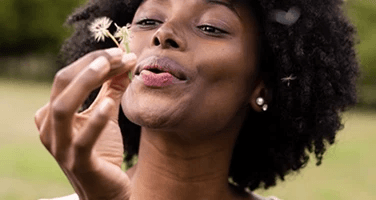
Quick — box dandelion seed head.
[89,17,113,42]
[114,23,132,43]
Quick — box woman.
[35,0,359,199]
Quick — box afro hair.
[58,0,359,191]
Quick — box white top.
[39,193,281,200]
[39,193,79,200]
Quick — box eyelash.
[197,25,227,36]
[135,18,228,36]
[136,18,161,27]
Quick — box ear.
[249,80,270,112]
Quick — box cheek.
[129,31,150,55]
[188,39,256,121]
[194,39,255,87]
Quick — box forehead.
[137,0,254,19]
[139,0,249,11]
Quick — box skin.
[34,0,267,199]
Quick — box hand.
[34,48,136,200]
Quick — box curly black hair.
[58,0,359,191]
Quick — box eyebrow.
[205,0,240,17]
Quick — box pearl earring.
[262,104,268,111]
[256,97,268,111]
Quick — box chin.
[121,97,181,130]
[121,82,192,130]
[125,108,172,129]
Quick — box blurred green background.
[0,0,375,199]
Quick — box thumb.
[103,53,136,120]
[89,53,136,120]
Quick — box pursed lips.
[134,56,189,81]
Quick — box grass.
[256,109,376,200]
[0,78,74,200]
[1,79,375,200]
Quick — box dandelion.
[114,23,132,53]
[89,17,113,42]
[89,17,133,53]
[89,17,134,79]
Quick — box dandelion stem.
[90,17,133,80]
[125,43,131,54]
[105,30,121,49]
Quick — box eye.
[197,25,227,36]
[135,18,161,27]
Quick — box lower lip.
[140,70,183,87]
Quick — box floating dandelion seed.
[281,74,297,87]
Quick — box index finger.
[50,48,123,102]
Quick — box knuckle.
[51,100,69,120]
[85,51,98,60]
[91,112,110,128]
[34,110,41,122]
[54,68,71,86]
[34,105,48,127]
[34,113,42,129]
[84,57,110,82]
[39,133,51,150]
[97,107,110,119]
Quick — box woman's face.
[122,0,259,136]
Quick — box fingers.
[35,49,133,200]
[54,56,111,116]
[52,56,112,146]
[40,48,135,154]
[51,51,136,150]
[35,103,54,152]
[89,53,137,119]
[73,98,114,160]
[50,48,124,102]
[35,103,49,130]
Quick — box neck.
[129,126,243,200]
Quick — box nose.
[151,23,187,51]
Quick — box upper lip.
[135,56,188,80]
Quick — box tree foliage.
[0,0,86,55]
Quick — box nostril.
[167,39,179,48]
[153,36,179,48]
[153,37,160,46]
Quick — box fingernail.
[122,53,136,63]
[89,56,108,71]
[105,48,123,57]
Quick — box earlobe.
[249,81,269,112]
